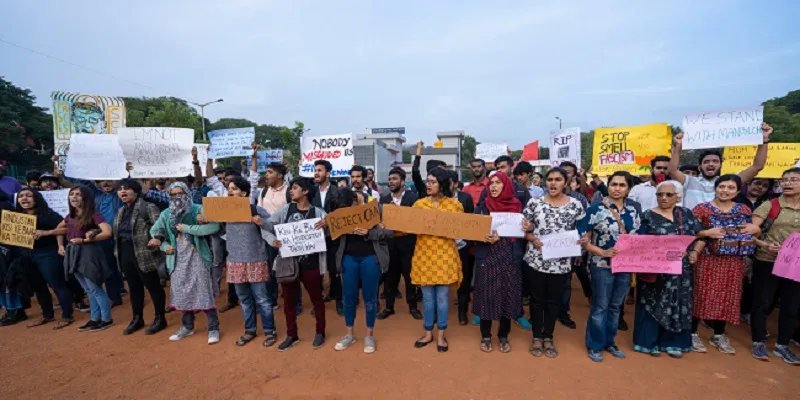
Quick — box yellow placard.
[0,210,37,249]
[722,143,800,178]
[592,123,671,175]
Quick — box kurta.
[472,238,521,320]
[410,197,463,286]
[170,234,216,311]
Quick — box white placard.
[41,189,70,217]
[490,212,525,238]
[476,143,508,162]
[300,134,354,178]
[119,127,194,178]
[208,127,255,159]
[541,230,581,260]
[682,107,764,150]
[64,134,128,180]
[194,144,217,169]
[549,127,581,168]
[275,218,327,258]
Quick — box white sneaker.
[208,330,220,345]
[710,334,736,354]
[691,333,708,353]
[334,335,356,351]
[169,327,194,342]
[364,336,376,354]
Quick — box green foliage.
[461,134,477,165]
[763,90,800,143]
[0,77,53,176]
[123,96,203,140]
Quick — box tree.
[461,134,478,165]
[123,97,203,140]
[0,77,53,177]
[280,121,305,175]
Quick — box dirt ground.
[1,279,797,400]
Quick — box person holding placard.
[312,160,345,316]
[0,189,31,326]
[578,171,641,362]
[447,170,477,326]
[521,168,586,359]
[149,182,222,345]
[351,166,379,201]
[633,181,704,358]
[749,167,800,365]
[411,169,463,353]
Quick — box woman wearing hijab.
[0,189,31,326]
[149,182,221,345]
[473,172,522,353]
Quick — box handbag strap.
[603,200,627,234]
[677,208,684,235]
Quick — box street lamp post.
[190,98,224,140]
[555,116,562,129]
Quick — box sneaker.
[334,335,356,351]
[312,333,326,349]
[691,334,708,353]
[471,315,480,326]
[208,330,220,345]
[169,327,194,341]
[364,335,376,354]
[710,334,736,354]
[751,342,770,361]
[277,336,300,352]
[88,320,115,332]
[78,320,100,332]
[790,338,800,347]
[606,346,626,359]
[74,302,91,313]
[515,317,532,331]
[376,309,395,320]
[774,345,800,365]
[588,349,604,362]
[666,350,683,359]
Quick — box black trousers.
[119,240,166,319]
[456,247,475,309]
[326,239,342,301]
[692,318,726,335]
[480,318,511,339]
[528,268,568,340]
[383,242,417,311]
[751,259,800,345]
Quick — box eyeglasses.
[779,178,800,185]
[656,192,676,198]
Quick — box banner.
[476,143,508,162]
[682,107,763,150]
[40,189,70,217]
[64,134,128,180]
[202,197,252,222]
[549,128,581,168]
[592,123,671,175]
[490,212,525,238]
[521,141,539,161]
[721,143,799,178]
[541,230,581,260]
[300,134,354,178]
[0,210,37,249]
[208,127,255,159]
[612,234,697,274]
[275,218,327,258]
[326,201,381,240]
[246,150,284,173]
[118,127,194,178]
[772,233,800,283]
[382,205,491,242]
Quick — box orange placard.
[202,197,252,222]
[382,205,491,242]
[327,201,381,240]
[0,210,37,249]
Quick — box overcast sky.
[4,0,800,149]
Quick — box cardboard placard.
[382,205,491,242]
[326,201,381,240]
[201,197,252,222]
[0,210,37,249]
[612,234,697,274]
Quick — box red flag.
[521,140,539,161]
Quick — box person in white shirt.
[628,156,671,210]
[350,166,379,200]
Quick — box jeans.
[586,267,630,351]
[97,239,123,304]
[31,250,74,320]
[74,272,113,322]
[235,282,276,334]
[421,285,450,331]
[342,254,381,329]
[751,259,800,345]
[182,310,220,332]
[281,269,326,338]
[527,268,568,340]
[120,240,165,319]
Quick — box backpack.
[759,198,782,236]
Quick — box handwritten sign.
[41,189,70,217]
[275,218,327,258]
[0,210,37,249]
[612,234,696,274]
[202,197,252,222]
[194,144,217,170]
[476,143,508,163]
[118,127,194,178]
[549,128,581,168]
[208,127,255,159]
[382,206,491,242]
[326,201,381,240]
[541,230,581,260]
[64,134,128,180]
[721,143,799,178]
[772,233,800,283]
[682,107,763,150]
[490,212,525,238]
[592,123,671,175]
[300,134,354,178]
[246,150,284,173]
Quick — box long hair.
[68,186,97,231]
[14,188,52,217]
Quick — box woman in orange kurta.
[411,168,463,353]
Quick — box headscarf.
[168,182,193,235]
[485,172,521,213]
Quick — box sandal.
[263,332,278,348]
[235,332,257,347]
[543,339,559,359]
[53,318,75,330]
[499,338,511,353]
[27,317,54,328]
[480,338,493,353]
[529,339,544,357]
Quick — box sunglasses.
[656,192,676,198]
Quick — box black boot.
[123,315,145,335]
[145,314,167,335]
[457,293,469,325]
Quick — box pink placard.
[612,234,697,275]
[772,233,800,283]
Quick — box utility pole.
[190,98,224,140]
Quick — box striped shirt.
[683,175,717,210]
